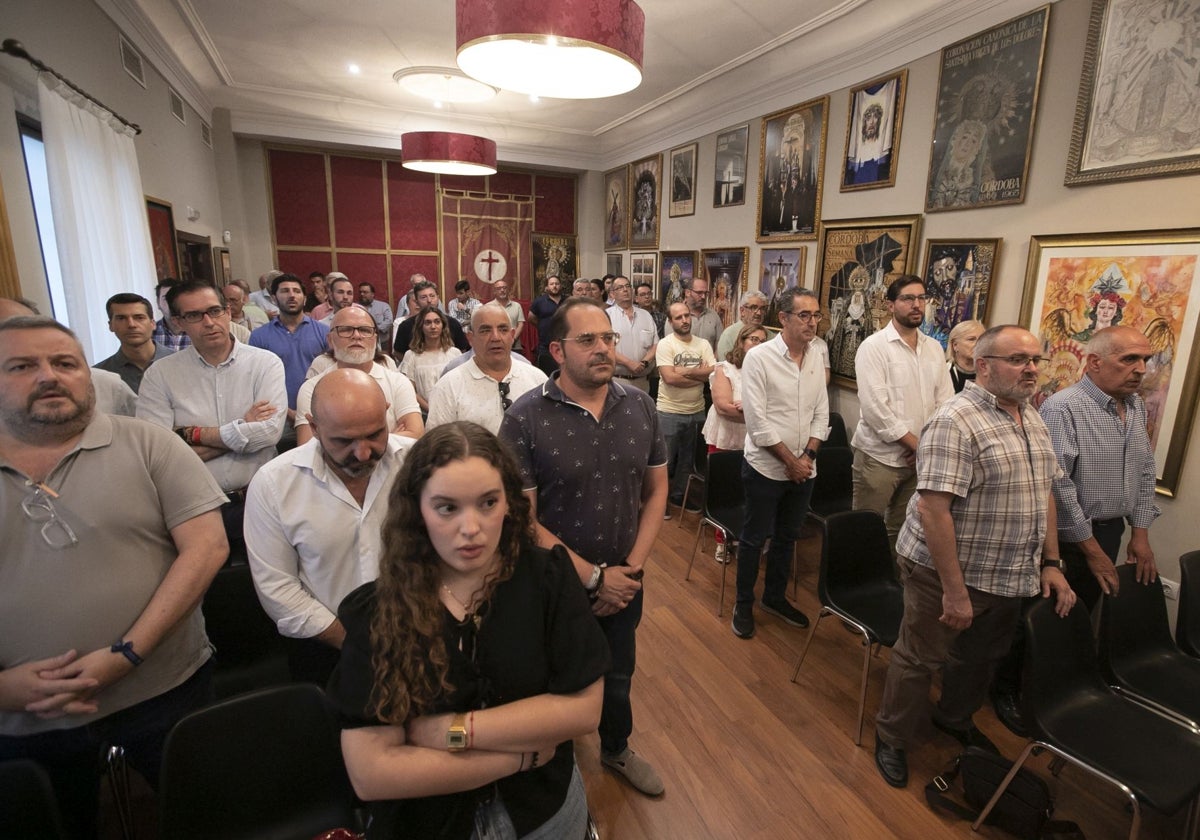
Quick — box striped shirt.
[1040,374,1159,544]
[897,381,1060,598]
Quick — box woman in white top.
[399,306,462,412]
[701,324,768,561]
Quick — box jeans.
[660,410,705,503]
[471,762,588,839]
[595,587,643,755]
[735,459,814,607]
[0,660,214,839]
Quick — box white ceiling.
[99,0,1049,171]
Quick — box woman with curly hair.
[328,421,608,839]
[398,306,462,412]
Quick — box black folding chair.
[1179,551,1200,659]
[0,759,67,840]
[685,451,745,616]
[826,411,849,448]
[202,563,291,700]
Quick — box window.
[17,117,69,326]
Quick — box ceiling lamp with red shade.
[400,131,498,176]
[456,0,645,99]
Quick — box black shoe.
[932,718,1000,754]
[731,604,755,639]
[991,691,1030,738]
[875,736,908,788]
[760,598,809,628]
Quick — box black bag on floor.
[925,747,1084,839]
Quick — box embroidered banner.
[439,193,534,302]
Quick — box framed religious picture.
[816,215,923,389]
[1065,0,1200,186]
[145,196,180,281]
[213,247,232,285]
[1021,228,1200,494]
[628,154,662,249]
[713,124,749,208]
[659,250,696,312]
[758,247,807,329]
[700,247,750,330]
[757,96,829,243]
[607,253,623,278]
[631,252,659,293]
[669,143,698,217]
[603,166,629,251]
[532,233,577,289]
[925,6,1050,212]
[841,69,908,192]
[919,238,1000,347]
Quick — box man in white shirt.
[852,275,953,550]
[607,275,658,392]
[138,281,287,563]
[656,301,715,514]
[426,303,546,433]
[733,288,829,639]
[250,270,282,318]
[294,306,422,444]
[492,279,526,353]
[245,368,411,685]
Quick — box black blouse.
[327,545,611,839]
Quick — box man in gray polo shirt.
[0,317,228,837]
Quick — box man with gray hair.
[251,270,282,318]
[716,291,769,359]
[0,316,228,837]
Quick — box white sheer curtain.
[37,73,156,362]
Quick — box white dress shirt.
[293,362,420,431]
[244,435,413,639]
[741,333,829,481]
[607,303,659,376]
[426,358,547,433]
[851,320,953,467]
[137,341,287,491]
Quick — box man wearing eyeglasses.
[607,276,658,392]
[852,275,954,553]
[425,303,546,434]
[657,302,716,516]
[0,317,228,838]
[499,297,668,798]
[139,281,287,564]
[715,290,769,359]
[683,277,723,352]
[294,306,422,445]
[873,325,1075,789]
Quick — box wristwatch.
[803,447,818,460]
[585,564,603,592]
[1041,557,1064,571]
[446,713,468,752]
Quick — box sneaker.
[714,544,727,563]
[731,604,755,638]
[932,717,1001,754]
[601,748,665,796]
[663,510,672,521]
[760,598,809,628]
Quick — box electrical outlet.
[1160,576,1179,600]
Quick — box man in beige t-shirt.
[656,301,715,516]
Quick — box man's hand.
[0,651,100,717]
[784,453,813,483]
[1085,546,1120,597]
[28,647,136,718]
[243,400,279,423]
[1126,530,1158,584]
[592,566,642,616]
[1040,566,1077,617]
[939,587,973,630]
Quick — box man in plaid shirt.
[872,325,1076,788]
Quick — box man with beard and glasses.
[716,290,769,359]
[873,325,1075,789]
[246,368,413,685]
[500,297,668,797]
[139,281,287,565]
[294,306,422,445]
[852,275,953,553]
[0,317,227,838]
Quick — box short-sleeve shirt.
[249,316,330,409]
[94,344,172,393]
[0,414,226,735]
[293,363,420,431]
[655,332,715,415]
[327,545,610,839]
[499,376,667,565]
[896,381,1060,598]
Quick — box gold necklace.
[441,584,483,630]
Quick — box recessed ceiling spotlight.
[529,94,539,104]
[393,66,499,104]
[348,63,361,75]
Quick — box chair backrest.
[0,759,67,840]
[1179,551,1200,658]
[1099,564,1177,680]
[704,450,745,514]
[202,563,291,699]
[1021,599,1110,737]
[827,412,849,448]
[818,510,892,605]
[809,446,853,518]
[160,684,358,840]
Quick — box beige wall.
[590,0,1200,596]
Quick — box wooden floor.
[576,513,1188,840]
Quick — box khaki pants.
[852,449,916,552]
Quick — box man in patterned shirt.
[500,297,668,798]
[873,325,1075,789]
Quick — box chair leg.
[678,474,696,530]
[718,550,728,617]
[685,517,706,581]
[790,610,826,683]
[855,628,873,747]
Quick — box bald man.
[245,368,415,685]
